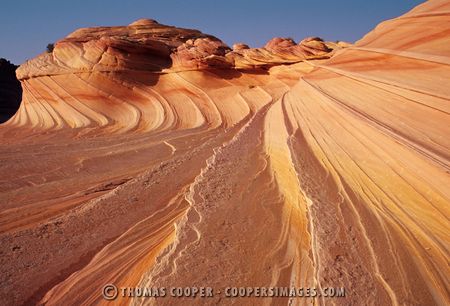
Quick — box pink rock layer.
[0,1,449,305]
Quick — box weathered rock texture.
[0,1,449,305]
[227,36,335,69]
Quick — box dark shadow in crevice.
[0,58,22,123]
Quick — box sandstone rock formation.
[16,18,223,79]
[0,58,21,123]
[170,37,232,70]
[232,43,250,51]
[227,36,334,69]
[17,19,337,80]
[0,1,449,305]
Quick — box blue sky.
[1,0,424,64]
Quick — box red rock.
[16,19,223,79]
[128,18,160,26]
[227,36,337,69]
[232,43,250,51]
[170,37,232,70]
[1,2,448,305]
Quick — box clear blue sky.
[1,0,424,65]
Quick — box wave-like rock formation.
[0,58,21,123]
[0,1,449,305]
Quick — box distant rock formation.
[227,36,335,69]
[0,58,21,123]
[16,19,224,79]
[170,37,232,70]
[12,19,344,130]
[232,43,250,51]
[17,19,342,79]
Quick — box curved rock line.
[1,2,449,305]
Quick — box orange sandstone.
[0,1,449,305]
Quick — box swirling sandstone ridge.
[0,1,449,305]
